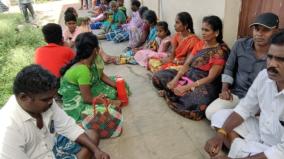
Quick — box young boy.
[35,23,75,78]
[0,64,110,159]
[63,13,81,48]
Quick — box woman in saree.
[132,9,157,52]
[101,1,126,35]
[59,32,124,138]
[152,15,230,120]
[115,9,157,64]
[128,6,149,49]
[147,12,200,72]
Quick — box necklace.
[204,42,219,49]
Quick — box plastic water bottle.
[116,76,128,106]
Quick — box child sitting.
[35,23,75,78]
[90,6,106,29]
[78,16,117,64]
[63,13,80,48]
[104,0,141,43]
[115,10,157,64]
[64,7,78,18]
[134,21,172,69]
[78,17,92,33]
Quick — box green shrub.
[0,13,45,106]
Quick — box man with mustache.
[204,31,284,159]
[206,13,279,120]
[0,65,110,159]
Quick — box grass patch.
[0,13,45,106]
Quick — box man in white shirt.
[0,64,110,159]
[204,31,284,159]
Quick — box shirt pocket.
[238,55,253,73]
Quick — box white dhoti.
[211,109,270,158]
[228,138,269,158]
[205,94,240,120]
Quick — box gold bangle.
[217,128,227,137]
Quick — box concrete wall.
[223,0,242,47]
[127,0,242,47]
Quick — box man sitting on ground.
[0,64,110,159]
[205,13,279,120]
[35,23,75,78]
[204,31,284,159]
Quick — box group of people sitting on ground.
[0,0,284,158]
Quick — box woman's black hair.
[64,12,77,23]
[176,12,194,33]
[144,10,157,25]
[203,15,224,43]
[138,6,148,18]
[13,64,57,95]
[60,32,99,76]
[157,21,171,36]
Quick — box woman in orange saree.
[148,12,200,72]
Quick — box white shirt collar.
[12,95,34,122]
[13,95,54,123]
[266,79,284,96]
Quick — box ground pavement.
[94,41,218,159]
[6,1,219,158]
[72,6,218,159]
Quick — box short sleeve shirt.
[35,43,75,77]
[64,64,91,85]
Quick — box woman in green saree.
[59,32,123,138]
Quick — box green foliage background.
[0,13,45,106]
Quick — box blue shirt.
[222,38,267,98]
